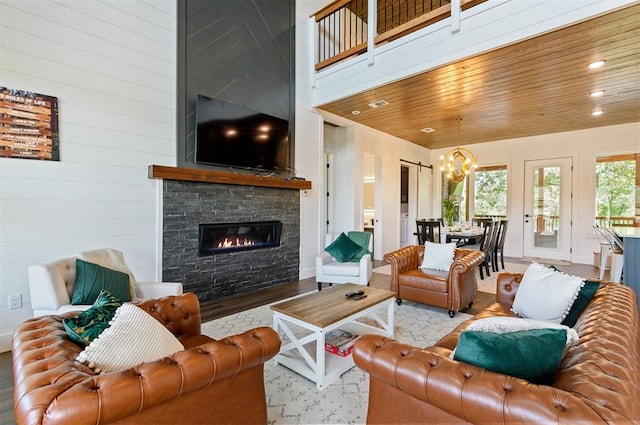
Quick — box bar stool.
[592,224,610,280]
[601,227,624,283]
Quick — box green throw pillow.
[325,232,362,262]
[347,231,372,262]
[453,328,567,384]
[71,259,132,305]
[561,280,600,327]
[63,290,123,346]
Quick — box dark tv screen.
[195,95,289,173]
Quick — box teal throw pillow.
[63,290,123,346]
[325,232,362,262]
[71,259,132,305]
[453,328,567,384]
[561,280,600,327]
[347,231,372,262]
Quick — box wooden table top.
[270,283,396,328]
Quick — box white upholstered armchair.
[28,248,183,317]
[315,232,373,291]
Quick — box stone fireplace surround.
[152,166,311,302]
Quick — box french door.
[523,158,573,261]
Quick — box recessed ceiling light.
[351,110,360,115]
[588,60,606,69]
[592,109,604,116]
[368,100,389,108]
[590,90,605,97]
[420,127,435,133]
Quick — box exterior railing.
[595,216,636,227]
[313,0,486,71]
[475,215,635,233]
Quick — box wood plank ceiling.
[316,3,640,150]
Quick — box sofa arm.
[353,334,606,424]
[450,248,484,274]
[27,260,75,312]
[135,281,184,299]
[495,272,522,306]
[13,322,281,425]
[383,245,422,292]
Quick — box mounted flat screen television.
[195,95,290,173]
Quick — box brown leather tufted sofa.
[383,246,485,317]
[354,273,640,424]
[12,292,281,425]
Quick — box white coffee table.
[270,283,395,390]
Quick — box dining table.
[439,226,485,245]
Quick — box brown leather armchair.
[383,246,484,317]
[12,293,281,425]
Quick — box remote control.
[345,290,365,298]
[351,294,367,300]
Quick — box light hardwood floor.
[1,258,600,424]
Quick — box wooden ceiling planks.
[317,3,640,150]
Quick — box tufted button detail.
[463,371,472,379]
[502,384,512,393]
[429,360,437,367]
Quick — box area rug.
[201,295,471,425]
[521,257,571,266]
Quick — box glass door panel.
[523,158,572,260]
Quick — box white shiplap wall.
[295,0,325,280]
[0,0,177,351]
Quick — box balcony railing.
[313,0,486,71]
[595,216,636,228]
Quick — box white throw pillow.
[420,242,457,271]
[464,317,579,345]
[511,262,584,323]
[76,303,184,373]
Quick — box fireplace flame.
[218,237,255,248]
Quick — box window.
[595,154,638,227]
[474,166,507,219]
[441,175,467,224]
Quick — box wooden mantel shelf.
[148,165,312,190]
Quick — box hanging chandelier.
[440,118,477,183]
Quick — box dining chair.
[466,218,492,245]
[416,219,441,244]
[467,221,497,280]
[493,220,508,271]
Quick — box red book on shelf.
[324,329,360,357]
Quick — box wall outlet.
[9,294,22,310]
